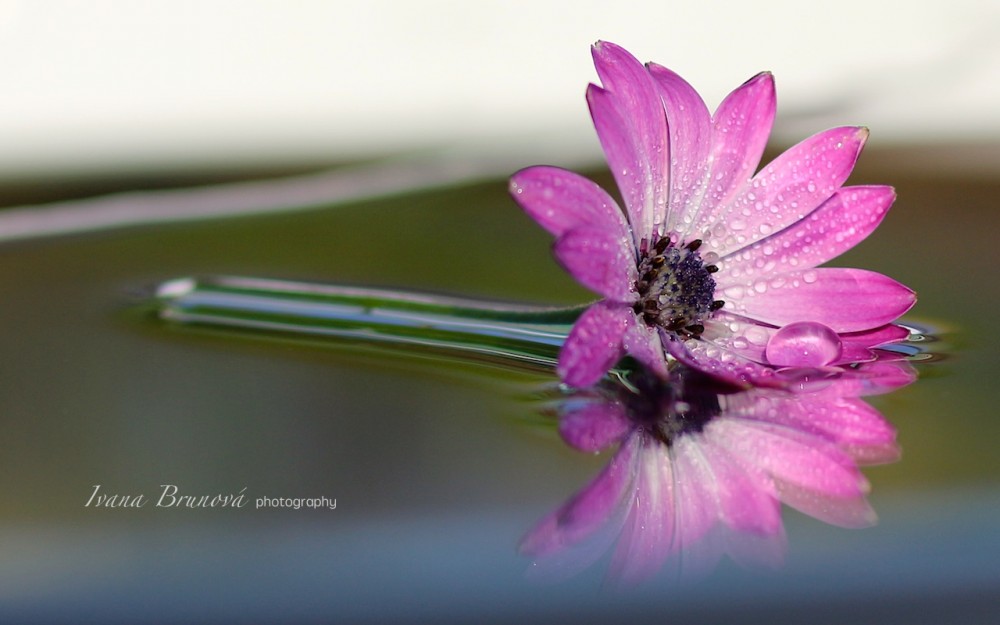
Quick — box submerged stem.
[154,276,584,368]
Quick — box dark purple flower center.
[620,366,727,446]
[633,235,724,338]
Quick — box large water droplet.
[765,321,842,367]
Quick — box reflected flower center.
[634,235,723,338]
[622,366,725,446]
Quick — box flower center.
[633,235,724,339]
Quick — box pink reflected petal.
[589,41,669,238]
[520,437,642,581]
[775,481,878,528]
[558,402,631,453]
[608,440,676,584]
[557,302,631,387]
[553,226,638,302]
[697,433,783,535]
[815,358,918,397]
[713,419,869,499]
[670,436,722,567]
[725,268,917,332]
[510,166,631,239]
[715,185,896,286]
[688,72,776,233]
[733,395,897,456]
[705,127,870,257]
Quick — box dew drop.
[724,285,745,299]
[765,321,842,367]
[802,270,818,284]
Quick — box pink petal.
[735,395,897,453]
[669,435,720,558]
[712,418,868,499]
[715,185,896,286]
[622,316,670,378]
[671,436,718,540]
[509,166,632,239]
[553,226,638,302]
[664,331,785,389]
[646,63,713,232]
[842,323,911,348]
[687,72,775,234]
[701,313,774,363]
[557,302,631,387]
[588,41,670,239]
[723,268,916,332]
[774,480,878,528]
[839,440,901,466]
[607,438,676,584]
[821,359,918,397]
[696,434,783,535]
[704,127,871,257]
[558,402,631,453]
[519,436,641,564]
[833,342,877,366]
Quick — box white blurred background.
[0,0,996,178]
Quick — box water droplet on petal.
[765,321,842,367]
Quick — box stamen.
[633,234,721,341]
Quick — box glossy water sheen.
[0,149,996,623]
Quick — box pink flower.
[520,358,912,585]
[510,42,915,387]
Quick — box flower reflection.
[509,41,915,388]
[520,357,914,585]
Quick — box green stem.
[154,276,585,368]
